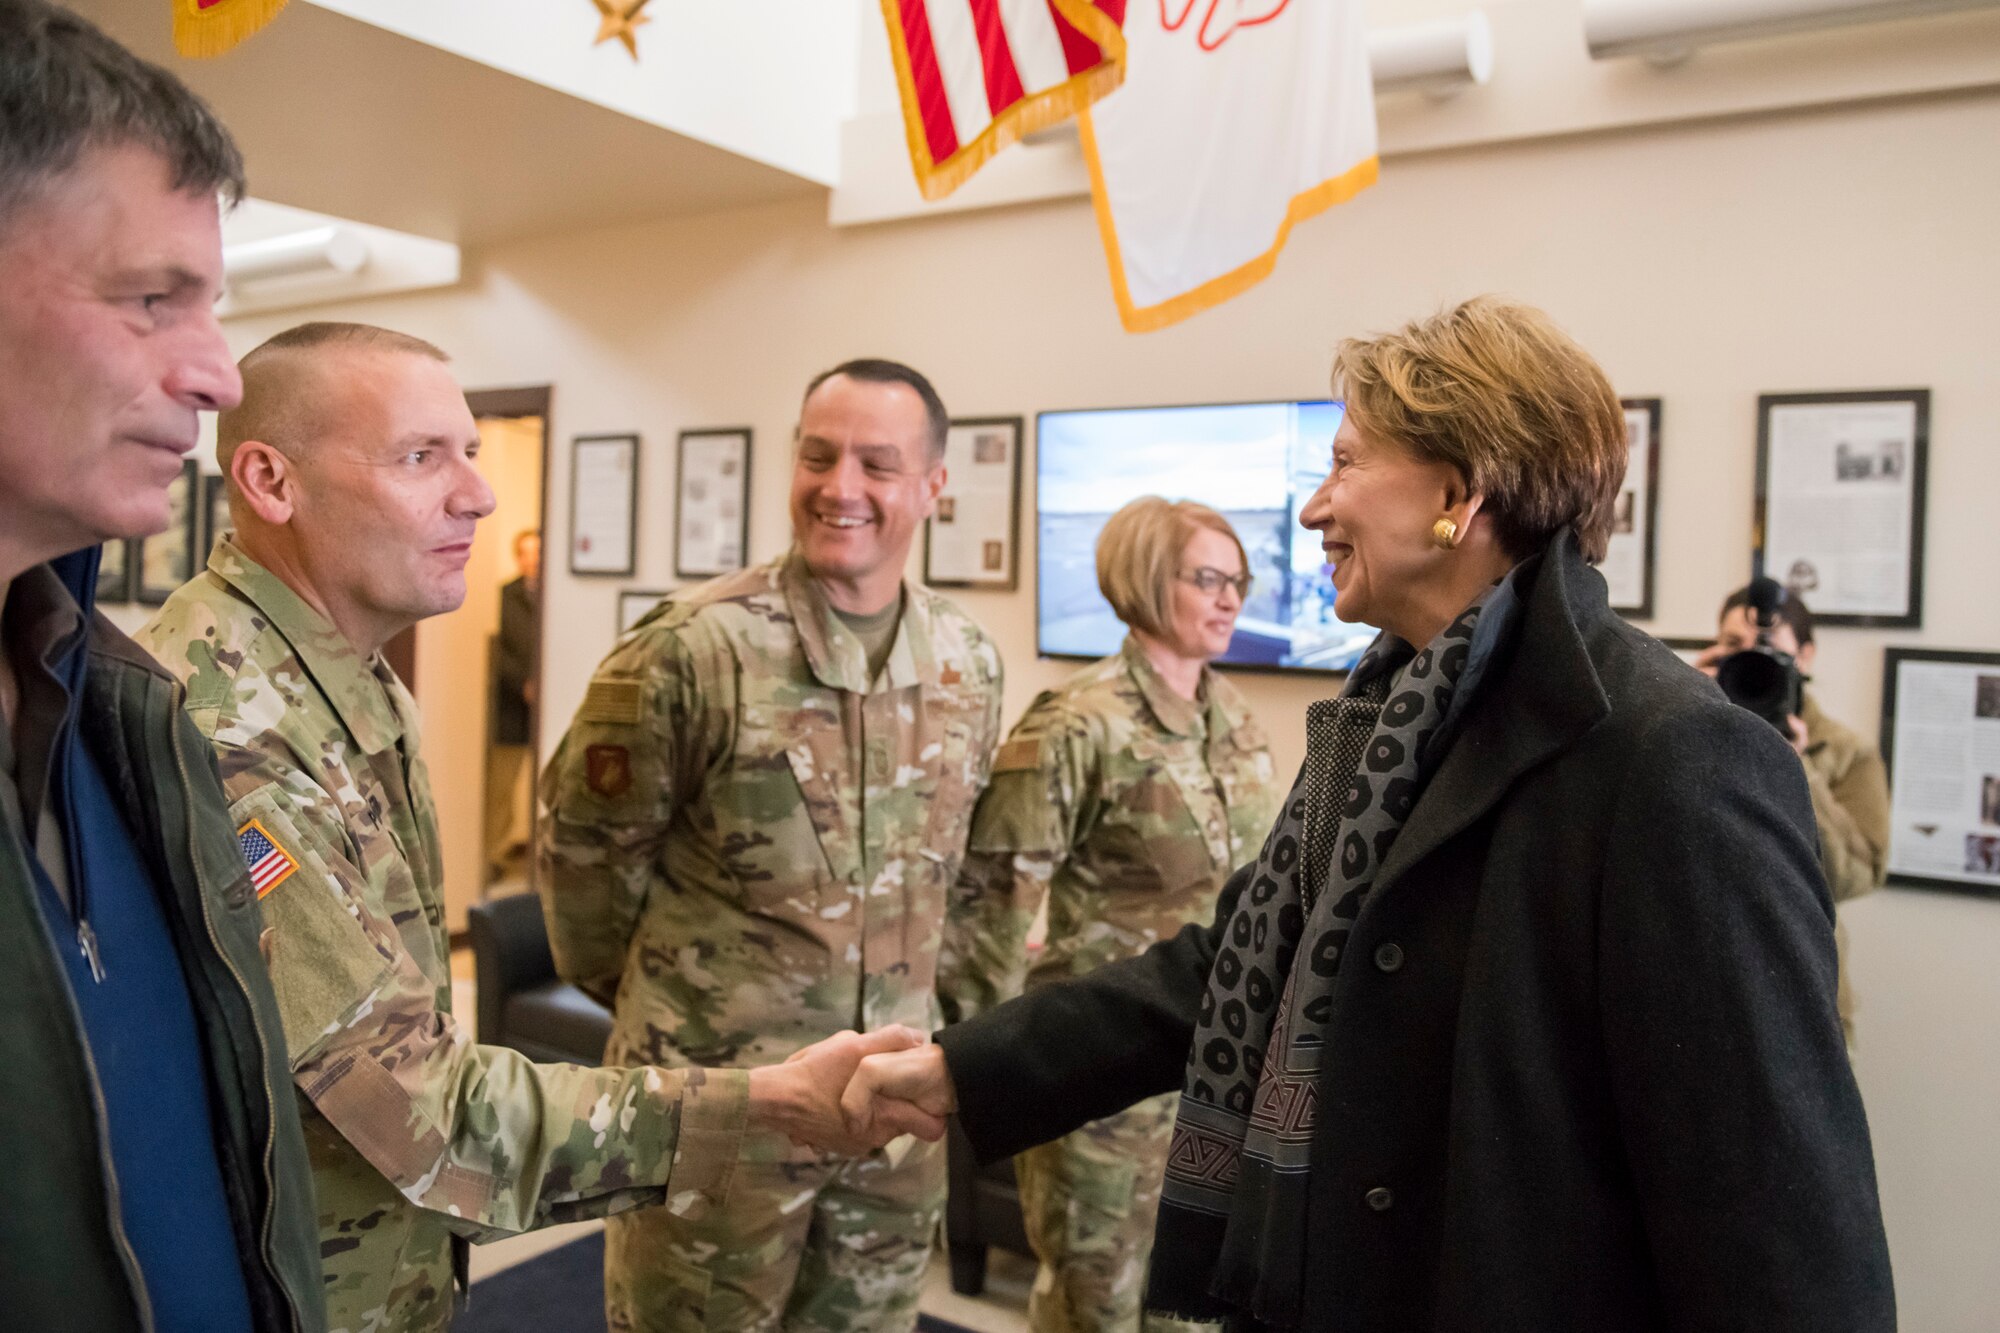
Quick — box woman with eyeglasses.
[938,495,1277,1333]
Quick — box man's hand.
[1692,640,1727,679]
[747,1027,942,1155]
[841,1043,958,1148]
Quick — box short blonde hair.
[1096,497,1247,639]
[1332,296,1628,562]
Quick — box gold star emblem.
[592,0,652,60]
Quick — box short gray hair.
[0,0,245,227]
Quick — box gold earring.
[1432,516,1460,550]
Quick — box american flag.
[882,0,1128,200]
[237,820,298,898]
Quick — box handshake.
[745,1026,961,1157]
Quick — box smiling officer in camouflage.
[542,359,1003,1331]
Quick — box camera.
[1715,578,1804,734]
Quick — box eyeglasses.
[1178,567,1254,599]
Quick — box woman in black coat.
[849,297,1895,1332]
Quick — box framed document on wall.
[97,538,133,605]
[675,428,751,579]
[924,416,1022,590]
[202,472,231,560]
[1606,398,1660,620]
[1656,635,1712,667]
[137,461,199,604]
[617,589,673,634]
[1881,647,2000,899]
[569,434,639,577]
[1754,389,1927,628]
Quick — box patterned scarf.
[1149,563,1534,1328]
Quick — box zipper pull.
[78,921,106,983]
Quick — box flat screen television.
[1036,399,1378,674]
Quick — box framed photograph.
[97,538,133,605]
[137,461,199,604]
[925,416,1022,590]
[1656,635,1712,668]
[1605,398,1660,619]
[1880,647,2000,898]
[202,473,231,561]
[1754,389,1927,627]
[617,588,673,634]
[674,428,752,579]
[569,434,639,576]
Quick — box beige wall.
[219,86,2000,1328]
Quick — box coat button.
[1374,943,1404,973]
[1365,1187,1394,1212]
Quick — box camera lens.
[1716,651,1793,732]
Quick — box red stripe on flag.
[897,0,960,166]
[1048,0,1123,77]
[967,0,1027,118]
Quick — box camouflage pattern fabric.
[541,551,1002,1331]
[939,634,1278,1021]
[940,635,1277,1332]
[604,1126,944,1331]
[1798,692,1891,1049]
[1016,1092,1210,1333]
[138,541,748,1333]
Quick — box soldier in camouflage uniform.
[543,360,1003,1331]
[939,498,1277,1333]
[140,323,908,1333]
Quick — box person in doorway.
[845,298,1894,1331]
[0,4,327,1327]
[1695,586,1889,1048]
[486,527,539,879]
[542,358,1004,1332]
[940,496,1278,1332]
[137,323,927,1333]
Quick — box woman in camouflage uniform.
[940,497,1278,1332]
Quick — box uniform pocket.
[233,793,396,1067]
[608,1245,715,1331]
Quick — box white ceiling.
[69,0,823,247]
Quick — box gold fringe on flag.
[173,0,289,58]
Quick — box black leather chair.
[944,1121,1034,1295]
[467,891,613,1066]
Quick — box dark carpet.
[451,1231,984,1333]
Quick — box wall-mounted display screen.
[1036,400,1377,674]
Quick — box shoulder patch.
[236,818,298,898]
[581,677,644,725]
[994,737,1043,773]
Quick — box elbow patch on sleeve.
[235,792,395,1067]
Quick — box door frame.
[466,385,553,896]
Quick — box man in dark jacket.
[0,3,326,1329]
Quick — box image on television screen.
[1036,400,1379,673]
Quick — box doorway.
[391,386,550,935]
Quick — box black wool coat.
[938,532,1895,1332]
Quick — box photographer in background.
[1697,581,1890,1050]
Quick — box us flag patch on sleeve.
[237,819,298,898]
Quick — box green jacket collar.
[781,550,935,695]
[1120,633,1248,743]
[208,539,408,755]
